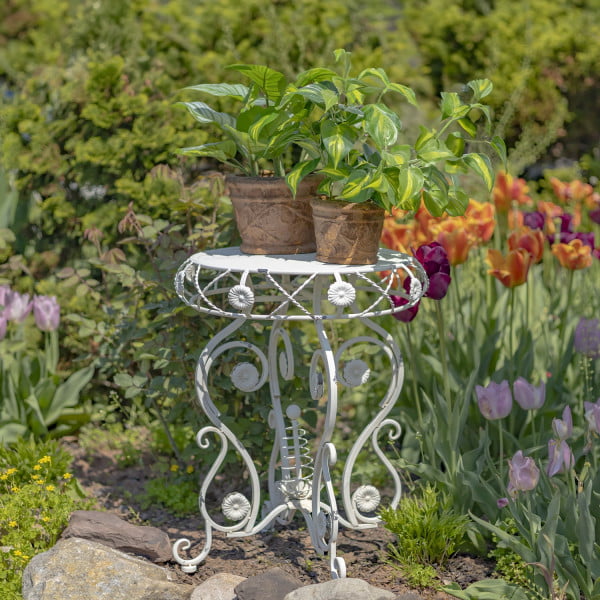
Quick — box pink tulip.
[513,378,545,410]
[476,380,512,420]
[552,406,573,440]
[507,451,540,496]
[4,290,33,323]
[33,295,60,332]
[547,439,575,476]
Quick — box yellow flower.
[33,464,42,471]
[45,485,55,492]
[170,464,179,472]
[8,521,17,528]
[186,465,195,474]
[31,474,41,480]
[13,550,22,556]
[42,516,50,523]
[38,456,52,464]
[5,468,17,475]
[62,473,73,480]
[11,486,19,493]
[0,474,7,481]
[34,479,45,485]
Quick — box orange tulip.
[550,177,594,204]
[486,248,532,287]
[537,201,565,235]
[465,199,495,243]
[493,171,532,213]
[434,220,474,266]
[551,239,593,270]
[508,226,545,264]
[382,213,414,254]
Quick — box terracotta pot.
[310,198,385,265]
[226,175,320,255]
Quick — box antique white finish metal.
[172,247,427,578]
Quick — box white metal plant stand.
[172,247,427,578]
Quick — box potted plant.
[284,49,506,264]
[178,64,329,254]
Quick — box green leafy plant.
[287,48,505,216]
[380,484,469,587]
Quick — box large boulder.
[234,567,304,600]
[22,537,193,600]
[283,577,396,600]
[61,510,172,562]
[190,572,247,600]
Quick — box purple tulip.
[574,318,600,359]
[33,295,60,332]
[3,290,33,323]
[552,406,573,440]
[497,497,509,508]
[415,242,451,300]
[558,214,574,233]
[522,211,545,230]
[0,316,6,340]
[547,439,575,476]
[584,398,600,435]
[513,377,545,410]
[476,380,512,420]
[507,451,540,496]
[590,207,600,225]
[391,294,420,322]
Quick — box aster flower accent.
[352,485,381,512]
[228,285,255,310]
[231,362,260,392]
[221,492,251,521]
[327,281,356,308]
[343,359,371,387]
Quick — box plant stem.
[497,418,505,484]
[405,323,423,430]
[435,302,452,410]
[509,287,516,382]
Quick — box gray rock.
[191,573,246,600]
[61,510,172,562]
[235,567,304,600]
[283,577,396,600]
[22,537,193,600]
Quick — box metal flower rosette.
[173,247,428,578]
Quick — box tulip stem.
[559,269,575,360]
[509,287,516,381]
[435,302,452,410]
[497,419,505,484]
[404,323,423,430]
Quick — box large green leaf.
[320,121,357,168]
[363,104,401,149]
[294,67,337,87]
[416,138,455,162]
[423,188,447,217]
[184,83,250,102]
[463,152,494,190]
[46,364,95,426]
[179,101,236,129]
[443,579,529,600]
[227,63,287,103]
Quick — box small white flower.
[231,362,260,392]
[352,485,381,513]
[221,492,251,521]
[343,360,370,387]
[327,281,356,308]
[228,285,255,310]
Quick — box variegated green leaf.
[179,140,237,161]
[294,67,337,87]
[179,102,236,129]
[445,132,466,157]
[458,116,477,137]
[441,92,469,119]
[423,188,447,217]
[387,82,418,107]
[394,166,425,207]
[363,104,401,149]
[340,169,371,199]
[463,152,494,190]
[491,135,507,168]
[446,189,470,216]
[226,63,286,103]
[417,138,455,162]
[247,112,280,142]
[467,78,493,101]
[321,121,357,168]
[285,159,319,196]
[184,83,250,101]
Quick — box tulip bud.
[476,381,512,420]
[33,295,61,332]
[513,378,545,410]
[507,451,540,496]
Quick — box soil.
[61,437,496,599]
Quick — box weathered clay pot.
[226,175,320,255]
[310,198,385,265]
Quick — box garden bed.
[61,436,494,598]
